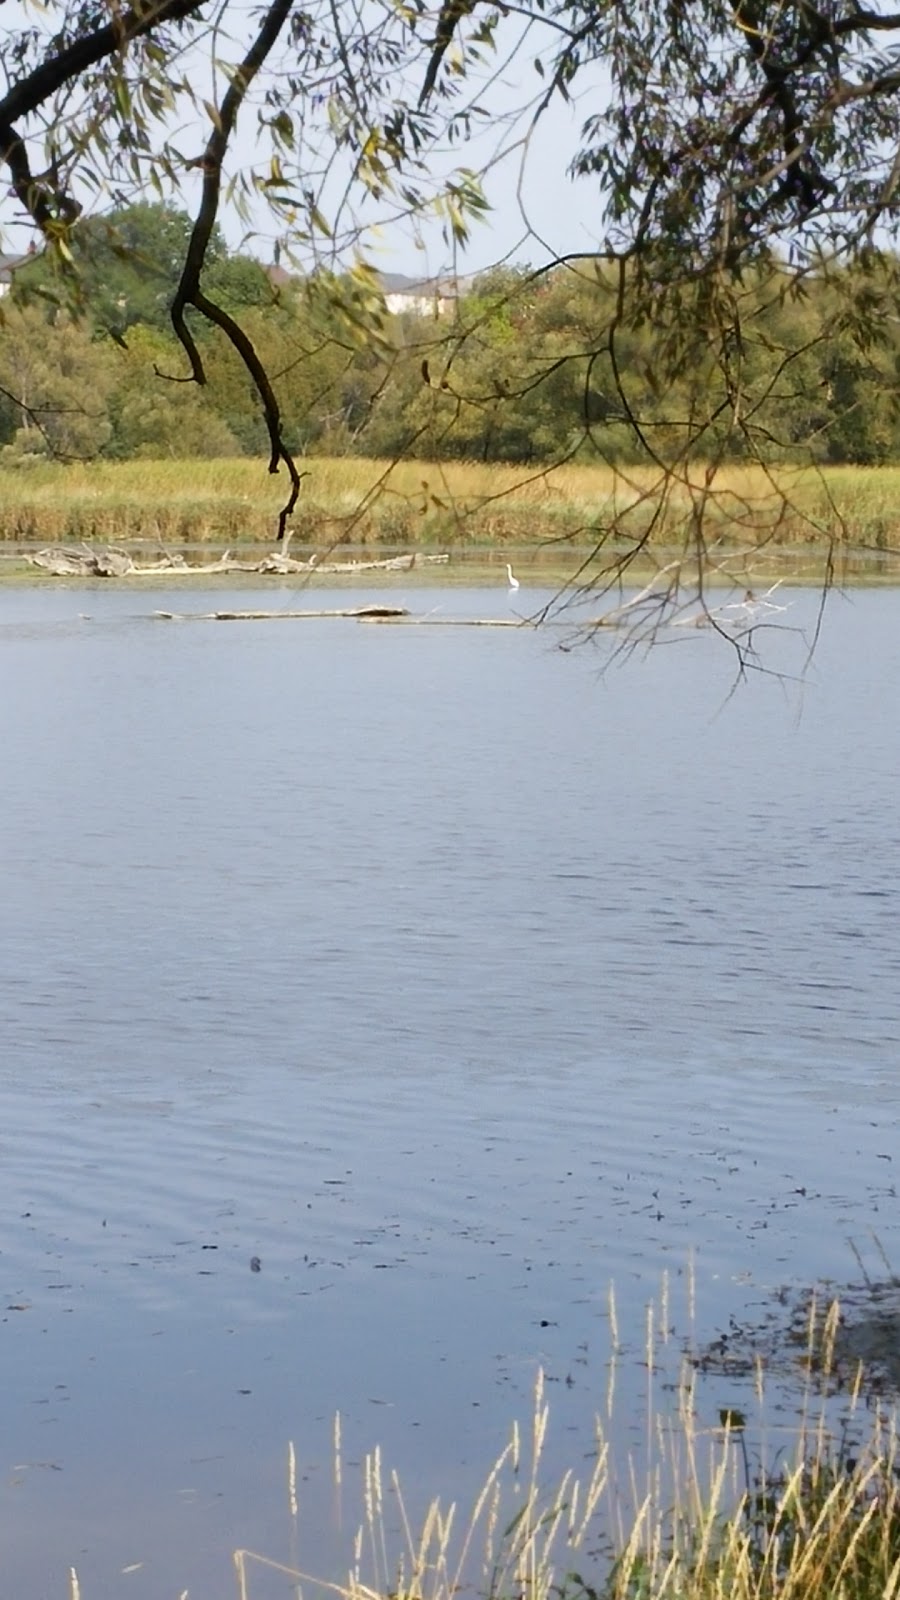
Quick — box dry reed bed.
[4,458,900,551]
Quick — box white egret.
[506,563,520,590]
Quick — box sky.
[361,91,602,276]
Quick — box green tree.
[107,324,241,458]
[15,203,272,337]
[0,303,117,458]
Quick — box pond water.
[1,582,899,1598]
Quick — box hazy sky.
[358,90,602,276]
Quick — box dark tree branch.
[732,0,824,213]
[195,289,302,539]
[0,118,81,230]
[168,0,299,540]
[0,0,207,127]
[418,0,478,105]
[0,0,302,543]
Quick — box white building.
[379,272,471,317]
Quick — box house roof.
[241,265,473,299]
[379,271,468,296]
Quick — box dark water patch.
[691,1264,900,1403]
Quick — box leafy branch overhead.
[3,0,900,546]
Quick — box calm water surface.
[1,584,899,1598]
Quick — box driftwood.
[26,544,137,577]
[155,605,412,621]
[24,545,450,579]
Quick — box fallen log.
[155,606,412,621]
[304,552,448,574]
[26,544,140,577]
[25,546,450,578]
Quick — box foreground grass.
[228,1295,900,1600]
[230,1363,900,1600]
[3,456,900,558]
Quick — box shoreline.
[2,545,900,588]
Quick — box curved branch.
[418,0,479,106]
[195,288,302,538]
[0,119,80,231]
[169,0,301,541]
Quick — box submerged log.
[154,608,542,628]
[155,605,412,621]
[25,546,450,578]
[363,614,533,627]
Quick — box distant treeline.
[4,202,900,468]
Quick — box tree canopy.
[8,210,900,481]
[3,0,900,605]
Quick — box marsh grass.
[223,1281,900,1600]
[4,457,900,558]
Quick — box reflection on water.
[1,584,899,1597]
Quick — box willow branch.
[195,289,302,539]
[0,120,78,229]
[169,0,301,541]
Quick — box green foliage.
[5,0,900,549]
[107,325,240,458]
[353,258,900,470]
[13,203,270,338]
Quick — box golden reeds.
[3,457,900,555]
